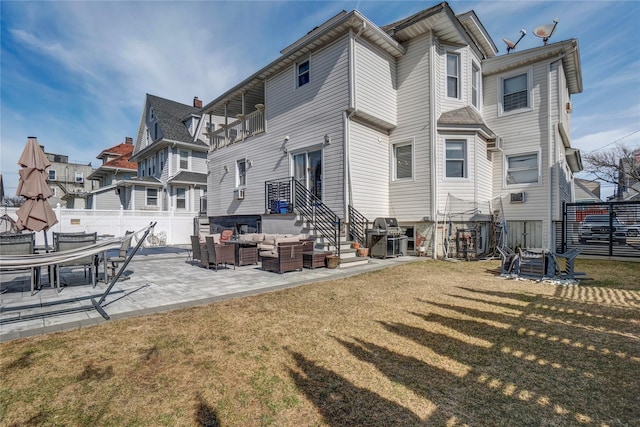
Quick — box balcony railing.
[208,108,265,150]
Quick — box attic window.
[297,59,310,87]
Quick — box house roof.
[88,142,137,181]
[437,106,495,139]
[574,178,601,202]
[168,171,207,185]
[132,94,208,161]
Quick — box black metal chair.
[106,231,134,279]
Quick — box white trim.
[471,61,481,110]
[295,56,311,89]
[444,139,468,180]
[445,51,461,99]
[178,149,191,171]
[390,138,415,182]
[498,66,534,117]
[503,149,541,188]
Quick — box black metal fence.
[562,201,640,258]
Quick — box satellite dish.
[534,18,559,45]
[503,29,526,53]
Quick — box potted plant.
[357,247,369,257]
[351,241,360,249]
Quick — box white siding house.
[199,2,583,257]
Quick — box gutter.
[430,33,438,259]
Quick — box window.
[297,59,310,87]
[160,150,164,171]
[48,170,57,180]
[146,188,158,206]
[506,153,539,184]
[472,63,480,108]
[446,53,459,98]
[502,72,529,112]
[176,187,186,209]
[179,150,189,170]
[75,172,84,183]
[445,140,466,178]
[50,187,57,196]
[236,159,247,188]
[393,142,413,180]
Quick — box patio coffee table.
[228,241,258,266]
[303,251,331,269]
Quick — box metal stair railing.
[348,205,369,246]
[265,178,340,257]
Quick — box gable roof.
[133,94,208,161]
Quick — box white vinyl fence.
[2,206,195,247]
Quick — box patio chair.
[54,232,98,289]
[496,245,518,275]
[0,232,38,295]
[203,236,235,271]
[261,242,304,274]
[549,248,583,280]
[190,235,203,265]
[517,248,547,279]
[106,231,134,279]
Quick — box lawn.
[1,258,638,426]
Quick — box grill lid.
[373,217,402,235]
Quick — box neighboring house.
[86,137,138,209]
[129,95,209,212]
[44,148,96,209]
[574,178,601,203]
[199,2,583,256]
[615,148,640,201]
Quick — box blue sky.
[1,1,639,199]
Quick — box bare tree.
[1,196,25,207]
[582,144,640,198]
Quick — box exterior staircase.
[266,178,369,269]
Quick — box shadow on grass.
[288,351,423,426]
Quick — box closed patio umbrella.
[15,137,58,235]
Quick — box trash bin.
[398,235,408,256]
[270,200,288,214]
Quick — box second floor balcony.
[205,105,265,150]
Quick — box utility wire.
[584,129,640,154]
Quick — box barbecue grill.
[367,217,407,258]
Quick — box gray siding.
[208,36,350,218]
[387,33,432,222]
[349,121,389,219]
[355,39,396,125]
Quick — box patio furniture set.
[0,230,135,294]
[190,232,332,274]
[498,245,583,280]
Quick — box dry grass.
[1,258,639,426]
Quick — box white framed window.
[176,187,186,209]
[392,141,413,181]
[297,59,310,88]
[146,188,158,206]
[236,159,247,188]
[160,150,164,171]
[48,170,57,180]
[445,140,466,178]
[50,187,57,196]
[471,62,480,108]
[446,53,460,98]
[506,152,539,185]
[75,172,84,183]
[500,68,533,114]
[179,149,190,170]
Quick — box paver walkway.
[1,247,421,341]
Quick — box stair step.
[338,257,369,268]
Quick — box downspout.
[430,33,438,259]
[345,21,366,216]
[547,59,559,252]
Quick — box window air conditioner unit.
[510,192,525,203]
[488,136,503,152]
[235,188,245,200]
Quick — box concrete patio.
[1,246,421,342]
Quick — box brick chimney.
[125,137,133,144]
[193,96,202,108]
